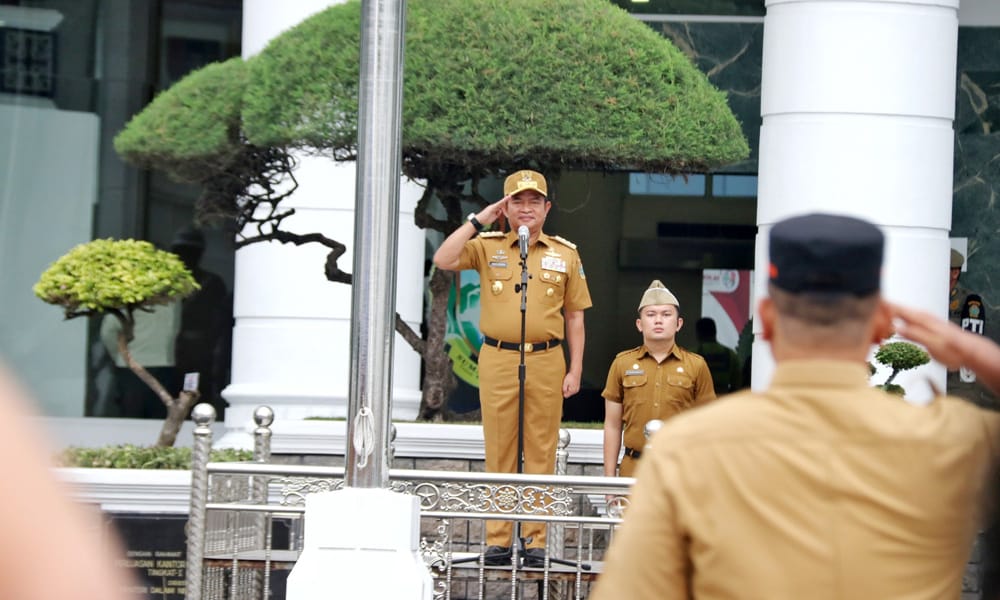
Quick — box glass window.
[629,172,706,196]
[611,0,765,17]
[712,174,758,197]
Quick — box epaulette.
[551,234,577,250]
[479,231,505,238]
[615,346,644,359]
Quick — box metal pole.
[251,406,273,598]
[185,403,215,600]
[345,0,407,488]
[550,429,570,561]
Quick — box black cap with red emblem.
[769,213,884,296]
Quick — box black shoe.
[522,547,546,568]
[483,545,511,566]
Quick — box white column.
[753,0,959,402]
[221,0,423,445]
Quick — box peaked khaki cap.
[504,170,548,197]
[638,279,679,311]
[951,248,965,269]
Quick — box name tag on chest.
[541,256,567,273]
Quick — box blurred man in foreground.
[0,364,141,600]
[594,213,1000,600]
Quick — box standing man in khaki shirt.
[602,280,715,477]
[594,213,1000,600]
[433,170,592,567]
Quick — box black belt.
[623,446,642,459]
[482,335,561,353]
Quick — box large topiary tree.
[114,0,749,420]
[34,239,199,446]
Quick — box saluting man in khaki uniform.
[602,280,715,478]
[594,213,1000,600]
[433,170,592,567]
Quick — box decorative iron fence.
[185,405,633,600]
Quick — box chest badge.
[541,256,567,273]
[492,280,503,295]
[676,367,684,373]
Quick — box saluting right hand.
[476,195,510,227]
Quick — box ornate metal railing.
[186,406,633,600]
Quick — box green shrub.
[58,445,253,469]
[34,239,198,315]
[872,341,931,396]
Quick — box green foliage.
[871,341,931,396]
[57,445,253,469]
[875,342,931,373]
[243,1,362,159]
[244,0,748,176]
[878,383,906,396]
[114,58,248,183]
[34,239,198,316]
[118,0,748,183]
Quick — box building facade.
[1,0,998,434]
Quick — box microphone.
[518,225,530,259]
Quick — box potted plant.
[870,341,931,396]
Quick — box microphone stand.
[511,234,530,566]
[511,235,589,572]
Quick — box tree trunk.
[155,390,200,447]
[118,332,201,447]
[418,268,458,420]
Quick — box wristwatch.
[467,212,484,232]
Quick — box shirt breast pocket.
[486,268,513,303]
[622,374,648,405]
[666,374,697,409]
[538,270,566,306]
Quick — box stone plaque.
[109,513,187,599]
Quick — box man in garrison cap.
[601,280,714,479]
[594,213,1000,600]
[433,169,592,568]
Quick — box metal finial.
[191,403,216,426]
[558,428,571,449]
[253,405,274,427]
[607,496,630,519]
[644,419,663,440]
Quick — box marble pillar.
[754,0,959,401]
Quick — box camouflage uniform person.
[948,248,996,408]
[433,170,592,567]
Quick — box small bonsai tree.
[34,239,199,446]
[871,341,931,396]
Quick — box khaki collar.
[638,343,683,362]
[769,360,872,389]
[504,230,552,248]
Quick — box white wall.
[0,104,100,415]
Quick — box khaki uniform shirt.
[457,230,592,342]
[594,360,1000,600]
[602,344,715,455]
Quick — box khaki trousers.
[478,344,565,548]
